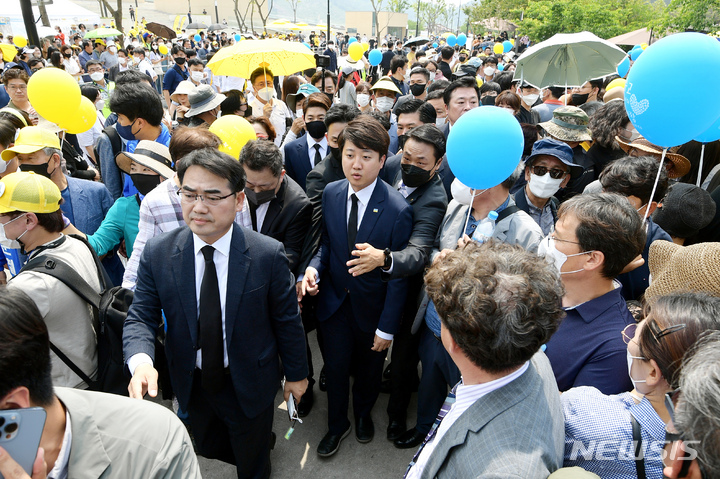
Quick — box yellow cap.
[1,126,61,162]
[371,76,401,94]
[0,171,62,214]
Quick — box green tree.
[659,0,720,33]
[388,0,412,13]
[420,0,452,34]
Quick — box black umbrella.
[403,36,431,48]
[186,22,208,30]
[207,23,226,32]
[145,22,177,40]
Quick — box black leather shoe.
[317,426,351,457]
[394,427,425,449]
[386,418,406,441]
[319,368,327,392]
[355,416,375,443]
[297,388,314,418]
[383,363,392,380]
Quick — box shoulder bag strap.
[631,414,646,479]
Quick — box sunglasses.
[530,165,567,179]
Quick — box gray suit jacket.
[412,197,544,333]
[56,387,201,478]
[417,353,564,479]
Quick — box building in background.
[345,11,407,40]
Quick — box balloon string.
[645,148,666,221]
[698,143,705,187]
[462,188,488,235]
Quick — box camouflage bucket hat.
[539,106,592,143]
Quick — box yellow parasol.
[0,44,17,62]
[207,38,317,78]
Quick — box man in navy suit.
[301,116,413,457]
[283,92,332,192]
[123,148,308,479]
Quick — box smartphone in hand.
[0,407,47,479]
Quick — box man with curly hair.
[404,241,566,478]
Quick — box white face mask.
[0,214,27,250]
[484,67,495,77]
[0,160,7,175]
[521,93,539,105]
[435,116,446,127]
[256,86,274,102]
[528,172,564,199]
[450,178,487,206]
[375,96,394,113]
[109,46,117,53]
[90,71,104,82]
[357,93,370,107]
[119,57,127,65]
[96,99,105,111]
[536,235,593,275]
[627,350,648,388]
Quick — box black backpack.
[93,125,123,180]
[21,235,133,395]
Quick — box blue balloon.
[497,64,504,71]
[625,32,720,147]
[447,107,523,189]
[432,42,438,48]
[502,40,513,53]
[302,42,311,49]
[194,34,201,42]
[348,37,357,44]
[630,47,643,61]
[695,113,720,143]
[617,56,630,77]
[234,34,241,42]
[446,34,457,47]
[457,34,467,45]
[368,48,382,67]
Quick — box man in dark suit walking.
[239,139,311,275]
[301,116,413,457]
[123,148,308,479]
[283,92,332,191]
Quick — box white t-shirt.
[76,110,105,165]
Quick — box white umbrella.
[512,31,627,88]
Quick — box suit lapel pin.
[373,208,378,213]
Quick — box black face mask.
[409,83,426,97]
[305,120,327,140]
[329,146,342,161]
[572,93,589,105]
[244,187,276,207]
[459,56,467,62]
[397,134,408,150]
[324,92,334,103]
[481,96,496,106]
[131,173,162,196]
[63,52,71,58]
[20,160,55,179]
[174,57,186,65]
[401,163,433,188]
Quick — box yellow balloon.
[510,39,515,46]
[14,36,27,48]
[493,43,503,54]
[208,115,257,159]
[27,67,81,124]
[606,78,626,91]
[362,41,370,52]
[59,96,97,134]
[641,42,648,50]
[348,42,364,62]
[158,44,168,55]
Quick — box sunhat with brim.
[615,135,691,179]
[0,171,62,214]
[371,76,401,95]
[286,83,320,112]
[115,140,174,179]
[1,126,60,162]
[539,106,592,143]
[644,240,720,302]
[37,117,61,134]
[170,80,196,103]
[186,84,226,117]
[0,107,29,127]
[548,467,600,479]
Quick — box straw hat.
[615,136,691,179]
[115,140,174,179]
[371,76,401,95]
[644,240,720,302]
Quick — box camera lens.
[5,422,17,434]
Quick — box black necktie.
[348,193,358,254]
[313,144,322,167]
[200,245,224,393]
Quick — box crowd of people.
[0,23,719,479]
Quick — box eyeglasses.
[8,84,27,91]
[177,190,235,206]
[530,165,567,179]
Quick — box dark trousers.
[187,369,274,479]
[415,325,460,434]
[319,298,387,435]
[386,310,420,422]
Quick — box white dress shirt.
[407,362,530,479]
[47,411,71,479]
[346,179,393,341]
[307,136,328,168]
[250,96,292,148]
[254,201,270,232]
